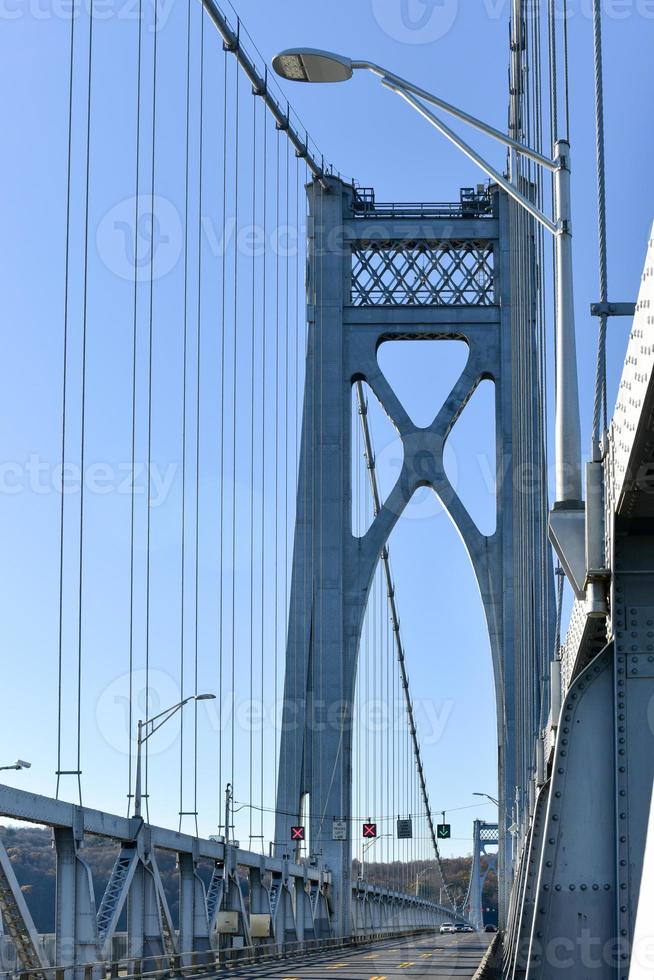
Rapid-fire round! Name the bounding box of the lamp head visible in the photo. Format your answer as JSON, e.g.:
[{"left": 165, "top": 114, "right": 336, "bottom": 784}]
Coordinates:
[
  {"left": 195, "top": 693, "right": 216, "bottom": 702},
  {"left": 15, "top": 760, "right": 31, "bottom": 769},
  {"left": 272, "top": 48, "right": 353, "bottom": 84}
]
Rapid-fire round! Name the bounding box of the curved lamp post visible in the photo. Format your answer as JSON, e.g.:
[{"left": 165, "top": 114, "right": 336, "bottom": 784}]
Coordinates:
[
  {"left": 134, "top": 693, "right": 215, "bottom": 819},
  {"left": 473, "top": 792, "right": 499, "bottom": 807},
  {"left": 272, "top": 47, "right": 583, "bottom": 520}
]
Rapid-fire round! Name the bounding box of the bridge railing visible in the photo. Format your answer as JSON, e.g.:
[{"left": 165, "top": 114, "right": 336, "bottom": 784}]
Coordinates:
[
  {"left": 0, "top": 784, "right": 460, "bottom": 976},
  {"left": 3, "top": 928, "right": 451, "bottom": 980}
]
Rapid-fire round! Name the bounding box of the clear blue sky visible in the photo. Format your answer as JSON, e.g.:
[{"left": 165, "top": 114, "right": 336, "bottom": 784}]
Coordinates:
[{"left": 0, "top": 0, "right": 652, "bottom": 860}]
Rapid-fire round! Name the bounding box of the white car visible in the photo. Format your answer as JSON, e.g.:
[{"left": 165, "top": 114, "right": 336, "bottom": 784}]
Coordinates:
[{"left": 439, "top": 922, "right": 455, "bottom": 934}]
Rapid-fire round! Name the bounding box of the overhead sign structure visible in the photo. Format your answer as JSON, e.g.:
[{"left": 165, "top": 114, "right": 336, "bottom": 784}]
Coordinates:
[
  {"left": 332, "top": 819, "right": 347, "bottom": 841},
  {"left": 437, "top": 823, "right": 451, "bottom": 840},
  {"left": 397, "top": 818, "right": 413, "bottom": 840},
  {"left": 363, "top": 822, "right": 377, "bottom": 839},
  {"left": 291, "top": 826, "right": 305, "bottom": 841}
]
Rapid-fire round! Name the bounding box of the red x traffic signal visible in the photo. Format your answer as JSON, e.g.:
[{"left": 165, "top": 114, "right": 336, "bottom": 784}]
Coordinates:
[
  {"left": 363, "top": 822, "right": 377, "bottom": 839},
  {"left": 291, "top": 826, "right": 305, "bottom": 841}
]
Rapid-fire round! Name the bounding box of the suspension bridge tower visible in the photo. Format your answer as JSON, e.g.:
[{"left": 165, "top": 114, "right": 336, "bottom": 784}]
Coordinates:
[{"left": 275, "top": 175, "right": 554, "bottom": 935}]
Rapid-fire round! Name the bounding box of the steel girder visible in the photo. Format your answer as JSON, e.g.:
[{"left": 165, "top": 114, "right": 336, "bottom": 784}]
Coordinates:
[
  {"left": 0, "top": 838, "right": 47, "bottom": 976},
  {"left": 506, "top": 221, "right": 654, "bottom": 978},
  {"left": 0, "top": 783, "right": 444, "bottom": 971}
]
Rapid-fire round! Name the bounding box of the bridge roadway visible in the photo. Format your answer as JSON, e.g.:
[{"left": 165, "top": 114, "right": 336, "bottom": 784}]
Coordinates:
[{"left": 212, "top": 934, "right": 490, "bottom": 980}]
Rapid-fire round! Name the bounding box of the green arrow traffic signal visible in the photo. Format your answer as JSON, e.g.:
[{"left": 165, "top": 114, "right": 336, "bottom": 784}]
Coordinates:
[{"left": 437, "top": 823, "right": 451, "bottom": 839}]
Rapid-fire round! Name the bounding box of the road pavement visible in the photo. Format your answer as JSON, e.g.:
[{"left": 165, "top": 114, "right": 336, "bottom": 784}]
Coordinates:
[{"left": 214, "top": 932, "right": 490, "bottom": 979}]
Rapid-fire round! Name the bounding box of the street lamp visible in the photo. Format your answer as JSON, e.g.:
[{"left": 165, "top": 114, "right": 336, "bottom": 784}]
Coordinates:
[
  {"left": 0, "top": 760, "right": 31, "bottom": 772},
  {"left": 133, "top": 694, "right": 215, "bottom": 819},
  {"left": 273, "top": 48, "right": 583, "bottom": 529},
  {"left": 473, "top": 792, "right": 499, "bottom": 807},
  {"left": 359, "top": 833, "right": 391, "bottom": 880}
]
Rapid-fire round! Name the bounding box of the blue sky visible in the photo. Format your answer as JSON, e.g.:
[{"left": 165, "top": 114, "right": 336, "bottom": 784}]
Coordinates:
[{"left": 0, "top": 0, "right": 652, "bottom": 861}]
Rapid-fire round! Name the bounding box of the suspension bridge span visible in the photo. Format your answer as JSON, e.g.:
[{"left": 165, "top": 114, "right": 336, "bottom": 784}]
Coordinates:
[{"left": 1, "top": 0, "right": 652, "bottom": 978}]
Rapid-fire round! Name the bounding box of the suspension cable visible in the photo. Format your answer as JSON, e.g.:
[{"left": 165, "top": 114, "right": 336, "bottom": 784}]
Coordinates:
[
  {"left": 75, "top": 0, "right": 96, "bottom": 807},
  {"left": 178, "top": 0, "right": 193, "bottom": 830},
  {"left": 56, "top": 0, "right": 76, "bottom": 802},
  {"left": 192, "top": 0, "right": 205, "bottom": 839},
  {"left": 126, "top": 0, "right": 144, "bottom": 815},
  {"left": 592, "top": 0, "right": 609, "bottom": 456}
]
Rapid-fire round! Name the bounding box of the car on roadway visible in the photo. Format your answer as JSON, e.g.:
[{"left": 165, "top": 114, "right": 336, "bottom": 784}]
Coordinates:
[
  {"left": 484, "top": 923, "right": 498, "bottom": 933},
  {"left": 453, "top": 923, "right": 468, "bottom": 933},
  {"left": 439, "top": 922, "right": 454, "bottom": 934}
]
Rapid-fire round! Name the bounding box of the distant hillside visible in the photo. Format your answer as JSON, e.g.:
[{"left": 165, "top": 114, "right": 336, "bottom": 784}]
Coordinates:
[
  {"left": 353, "top": 855, "right": 498, "bottom": 924},
  {"left": 0, "top": 825, "right": 497, "bottom": 932}
]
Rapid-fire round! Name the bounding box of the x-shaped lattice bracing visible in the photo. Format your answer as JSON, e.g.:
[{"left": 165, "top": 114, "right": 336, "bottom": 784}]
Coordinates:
[
  {"left": 352, "top": 337, "right": 498, "bottom": 587},
  {"left": 351, "top": 241, "right": 495, "bottom": 307}
]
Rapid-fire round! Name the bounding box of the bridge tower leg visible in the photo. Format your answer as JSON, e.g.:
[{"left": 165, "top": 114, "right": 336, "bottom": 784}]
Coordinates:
[
  {"left": 466, "top": 820, "right": 498, "bottom": 932},
  {"left": 276, "top": 178, "right": 553, "bottom": 936},
  {"left": 53, "top": 824, "right": 99, "bottom": 971},
  {"left": 274, "top": 177, "right": 359, "bottom": 937},
  {"left": 468, "top": 821, "right": 484, "bottom": 933}
]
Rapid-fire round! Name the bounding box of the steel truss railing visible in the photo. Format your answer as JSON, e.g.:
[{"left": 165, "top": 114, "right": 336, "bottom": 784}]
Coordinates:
[
  {"left": 0, "top": 784, "right": 454, "bottom": 975},
  {"left": 5, "top": 930, "right": 445, "bottom": 980}
]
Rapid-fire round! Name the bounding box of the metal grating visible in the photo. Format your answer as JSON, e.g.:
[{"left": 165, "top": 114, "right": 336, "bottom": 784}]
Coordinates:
[
  {"left": 206, "top": 864, "right": 224, "bottom": 923},
  {"left": 96, "top": 851, "right": 134, "bottom": 945},
  {"left": 479, "top": 824, "right": 499, "bottom": 845},
  {"left": 350, "top": 240, "right": 495, "bottom": 307}
]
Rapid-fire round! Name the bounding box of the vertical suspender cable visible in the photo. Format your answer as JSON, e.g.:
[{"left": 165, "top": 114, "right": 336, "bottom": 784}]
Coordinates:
[
  {"left": 127, "top": 0, "right": 144, "bottom": 814},
  {"left": 281, "top": 133, "right": 290, "bottom": 835},
  {"left": 548, "top": 0, "right": 559, "bottom": 412},
  {"left": 284, "top": 139, "right": 290, "bottom": 682},
  {"left": 562, "top": 0, "right": 571, "bottom": 142},
  {"left": 56, "top": 0, "right": 76, "bottom": 801},
  {"left": 230, "top": 59, "right": 240, "bottom": 794},
  {"left": 547, "top": 0, "right": 558, "bottom": 145},
  {"left": 592, "top": 0, "right": 609, "bottom": 454},
  {"left": 76, "top": 0, "right": 95, "bottom": 806},
  {"left": 179, "top": 0, "right": 193, "bottom": 829},
  {"left": 218, "top": 53, "right": 228, "bottom": 818},
  {"left": 273, "top": 129, "right": 280, "bottom": 806},
  {"left": 292, "top": 150, "right": 300, "bottom": 833},
  {"left": 144, "top": 0, "right": 159, "bottom": 825},
  {"left": 248, "top": 92, "right": 257, "bottom": 848},
  {"left": 318, "top": 180, "right": 324, "bottom": 835},
  {"left": 193, "top": 3, "right": 205, "bottom": 838},
  {"left": 259, "top": 103, "right": 267, "bottom": 850}
]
